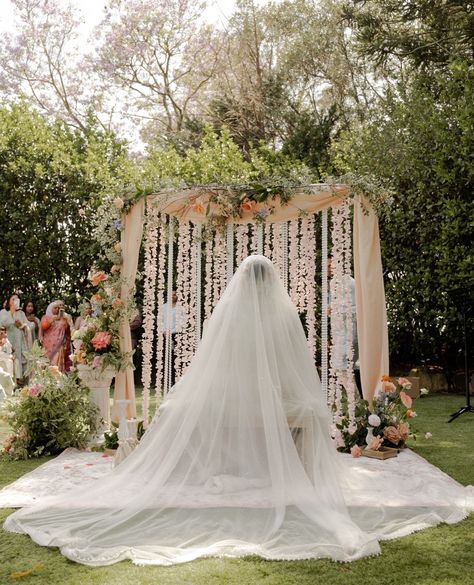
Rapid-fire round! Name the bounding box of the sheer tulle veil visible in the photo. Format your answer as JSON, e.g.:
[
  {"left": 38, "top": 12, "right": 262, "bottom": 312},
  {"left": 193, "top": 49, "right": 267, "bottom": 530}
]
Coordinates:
[{"left": 4, "top": 255, "right": 381, "bottom": 565}]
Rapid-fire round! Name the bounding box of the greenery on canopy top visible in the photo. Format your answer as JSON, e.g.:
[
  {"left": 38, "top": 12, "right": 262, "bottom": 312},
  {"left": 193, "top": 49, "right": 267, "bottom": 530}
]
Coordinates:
[{"left": 141, "top": 126, "right": 314, "bottom": 191}]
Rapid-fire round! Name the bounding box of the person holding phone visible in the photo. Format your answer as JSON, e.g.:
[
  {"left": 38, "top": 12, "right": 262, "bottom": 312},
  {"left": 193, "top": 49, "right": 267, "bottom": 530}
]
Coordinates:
[
  {"left": 0, "top": 293, "right": 30, "bottom": 384},
  {"left": 40, "top": 300, "right": 74, "bottom": 372}
]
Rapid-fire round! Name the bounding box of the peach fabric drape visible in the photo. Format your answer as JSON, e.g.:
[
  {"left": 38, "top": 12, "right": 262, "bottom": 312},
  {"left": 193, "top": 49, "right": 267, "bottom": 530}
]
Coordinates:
[
  {"left": 112, "top": 199, "right": 145, "bottom": 422},
  {"left": 353, "top": 194, "right": 389, "bottom": 401},
  {"left": 117, "top": 187, "right": 389, "bottom": 415}
]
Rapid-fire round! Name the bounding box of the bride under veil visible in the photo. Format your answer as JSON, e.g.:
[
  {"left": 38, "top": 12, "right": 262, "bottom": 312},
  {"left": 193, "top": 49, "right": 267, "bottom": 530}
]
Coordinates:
[{"left": 4, "top": 255, "right": 383, "bottom": 565}]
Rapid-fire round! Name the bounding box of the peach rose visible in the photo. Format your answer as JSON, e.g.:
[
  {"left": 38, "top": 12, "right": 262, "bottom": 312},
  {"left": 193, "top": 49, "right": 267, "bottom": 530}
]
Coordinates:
[
  {"left": 91, "top": 293, "right": 103, "bottom": 303},
  {"left": 114, "top": 242, "right": 122, "bottom": 254},
  {"left": 90, "top": 271, "right": 108, "bottom": 286},
  {"left": 406, "top": 409, "right": 416, "bottom": 418},
  {"left": 368, "top": 435, "right": 384, "bottom": 451},
  {"left": 112, "top": 298, "right": 123, "bottom": 309},
  {"left": 111, "top": 264, "right": 121, "bottom": 274},
  {"left": 240, "top": 197, "right": 257, "bottom": 213},
  {"left": 399, "top": 391, "right": 413, "bottom": 409},
  {"left": 382, "top": 381, "right": 396, "bottom": 393},
  {"left": 350, "top": 445, "right": 363, "bottom": 458},
  {"left": 383, "top": 425, "right": 401, "bottom": 445},
  {"left": 91, "top": 331, "right": 112, "bottom": 350},
  {"left": 398, "top": 422, "right": 409, "bottom": 440},
  {"left": 381, "top": 374, "right": 390, "bottom": 382},
  {"left": 191, "top": 198, "right": 205, "bottom": 215}
]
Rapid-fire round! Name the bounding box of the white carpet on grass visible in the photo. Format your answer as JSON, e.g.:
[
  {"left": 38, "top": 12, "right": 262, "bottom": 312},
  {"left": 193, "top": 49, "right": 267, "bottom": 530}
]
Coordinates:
[{"left": 0, "top": 448, "right": 472, "bottom": 531}]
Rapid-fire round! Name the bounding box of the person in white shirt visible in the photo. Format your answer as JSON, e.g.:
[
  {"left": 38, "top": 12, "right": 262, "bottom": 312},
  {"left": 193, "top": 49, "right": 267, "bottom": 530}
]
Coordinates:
[
  {"left": 0, "top": 326, "right": 15, "bottom": 397},
  {"left": 161, "top": 291, "right": 186, "bottom": 388}
]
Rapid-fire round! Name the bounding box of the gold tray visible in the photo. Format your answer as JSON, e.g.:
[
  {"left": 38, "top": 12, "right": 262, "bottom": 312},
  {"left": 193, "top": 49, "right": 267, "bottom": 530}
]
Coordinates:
[{"left": 362, "top": 446, "right": 398, "bottom": 460}]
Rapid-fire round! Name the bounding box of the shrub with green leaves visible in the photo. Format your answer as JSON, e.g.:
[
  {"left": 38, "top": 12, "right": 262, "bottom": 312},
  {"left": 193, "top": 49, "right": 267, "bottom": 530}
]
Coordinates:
[{"left": 1, "top": 346, "right": 99, "bottom": 460}]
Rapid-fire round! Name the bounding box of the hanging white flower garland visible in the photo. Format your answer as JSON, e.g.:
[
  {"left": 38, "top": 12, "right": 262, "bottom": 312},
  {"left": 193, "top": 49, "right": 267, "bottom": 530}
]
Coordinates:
[
  {"left": 141, "top": 202, "right": 159, "bottom": 427},
  {"left": 328, "top": 200, "right": 357, "bottom": 441}
]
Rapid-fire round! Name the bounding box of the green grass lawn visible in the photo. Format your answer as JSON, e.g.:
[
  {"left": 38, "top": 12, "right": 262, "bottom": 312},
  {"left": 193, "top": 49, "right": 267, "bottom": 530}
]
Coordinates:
[{"left": 0, "top": 393, "right": 473, "bottom": 585}]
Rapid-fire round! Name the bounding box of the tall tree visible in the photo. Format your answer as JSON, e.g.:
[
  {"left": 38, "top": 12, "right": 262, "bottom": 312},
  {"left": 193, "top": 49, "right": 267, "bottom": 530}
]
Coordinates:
[
  {"left": 0, "top": 0, "right": 102, "bottom": 132},
  {"left": 0, "top": 103, "right": 134, "bottom": 310},
  {"left": 342, "top": 0, "right": 474, "bottom": 70},
  {"left": 95, "top": 0, "right": 221, "bottom": 146},
  {"left": 333, "top": 64, "right": 474, "bottom": 377}
]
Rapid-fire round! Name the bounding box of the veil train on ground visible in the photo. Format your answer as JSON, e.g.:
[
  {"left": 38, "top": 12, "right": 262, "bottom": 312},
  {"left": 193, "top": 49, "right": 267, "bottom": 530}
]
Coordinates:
[{"left": 3, "top": 255, "right": 472, "bottom": 566}]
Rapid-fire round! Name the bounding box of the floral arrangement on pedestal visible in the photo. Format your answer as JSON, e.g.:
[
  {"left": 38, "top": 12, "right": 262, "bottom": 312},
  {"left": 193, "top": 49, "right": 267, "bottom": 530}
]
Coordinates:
[
  {"left": 0, "top": 345, "right": 98, "bottom": 460},
  {"left": 336, "top": 376, "right": 429, "bottom": 457},
  {"left": 72, "top": 269, "right": 131, "bottom": 372}
]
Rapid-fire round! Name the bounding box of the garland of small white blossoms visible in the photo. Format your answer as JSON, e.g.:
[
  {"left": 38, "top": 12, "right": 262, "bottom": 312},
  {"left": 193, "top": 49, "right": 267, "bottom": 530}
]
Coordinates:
[
  {"left": 282, "top": 222, "right": 289, "bottom": 292},
  {"left": 194, "top": 223, "right": 202, "bottom": 346},
  {"left": 256, "top": 223, "right": 264, "bottom": 255},
  {"left": 296, "top": 219, "right": 306, "bottom": 314},
  {"left": 204, "top": 235, "right": 214, "bottom": 322},
  {"left": 235, "top": 224, "right": 249, "bottom": 269},
  {"left": 288, "top": 219, "right": 299, "bottom": 306},
  {"left": 300, "top": 216, "right": 317, "bottom": 361},
  {"left": 174, "top": 221, "right": 192, "bottom": 379},
  {"left": 341, "top": 199, "right": 357, "bottom": 433},
  {"left": 141, "top": 202, "right": 159, "bottom": 426},
  {"left": 164, "top": 218, "right": 175, "bottom": 395},
  {"left": 154, "top": 215, "right": 167, "bottom": 408},
  {"left": 263, "top": 223, "right": 273, "bottom": 261},
  {"left": 226, "top": 223, "right": 235, "bottom": 283},
  {"left": 328, "top": 200, "right": 357, "bottom": 439},
  {"left": 321, "top": 209, "right": 329, "bottom": 398},
  {"left": 272, "top": 222, "right": 286, "bottom": 284},
  {"left": 214, "top": 229, "right": 227, "bottom": 307}
]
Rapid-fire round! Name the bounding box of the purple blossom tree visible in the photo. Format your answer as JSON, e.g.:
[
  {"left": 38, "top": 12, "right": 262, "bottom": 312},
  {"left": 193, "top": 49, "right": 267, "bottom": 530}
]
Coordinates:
[
  {"left": 94, "top": 0, "right": 221, "bottom": 143},
  {"left": 0, "top": 0, "right": 104, "bottom": 132}
]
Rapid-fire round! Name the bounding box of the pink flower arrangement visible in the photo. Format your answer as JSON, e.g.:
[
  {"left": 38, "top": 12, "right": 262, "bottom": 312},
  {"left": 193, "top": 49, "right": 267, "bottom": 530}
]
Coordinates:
[{"left": 91, "top": 331, "right": 112, "bottom": 350}]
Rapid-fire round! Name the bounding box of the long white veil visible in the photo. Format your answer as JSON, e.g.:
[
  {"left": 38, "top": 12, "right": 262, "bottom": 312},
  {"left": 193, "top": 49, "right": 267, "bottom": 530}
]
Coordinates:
[{"left": 5, "top": 255, "right": 380, "bottom": 565}]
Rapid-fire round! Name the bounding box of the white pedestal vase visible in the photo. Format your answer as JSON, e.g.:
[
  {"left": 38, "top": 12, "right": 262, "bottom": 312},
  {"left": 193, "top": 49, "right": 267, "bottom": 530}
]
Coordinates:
[
  {"left": 76, "top": 364, "right": 116, "bottom": 442},
  {"left": 114, "top": 400, "right": 139, "bottom": 467}
]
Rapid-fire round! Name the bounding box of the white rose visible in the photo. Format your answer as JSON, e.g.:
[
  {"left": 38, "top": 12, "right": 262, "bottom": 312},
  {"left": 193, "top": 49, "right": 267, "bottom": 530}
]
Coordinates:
[
  {"left": 368, "top": 414, "right": 381, "bottom": 427},
  {"left": 113, "top": 197, "right": 124, "bottom": 209}
]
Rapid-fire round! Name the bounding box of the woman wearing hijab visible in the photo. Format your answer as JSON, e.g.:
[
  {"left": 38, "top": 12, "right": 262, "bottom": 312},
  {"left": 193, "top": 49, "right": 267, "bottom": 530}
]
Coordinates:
[
  {"left": 40, "top": 300, "right": 74, "bottom": 373},
  {"left": 0, "top": 293, "right": 30, "bottom": 383}
]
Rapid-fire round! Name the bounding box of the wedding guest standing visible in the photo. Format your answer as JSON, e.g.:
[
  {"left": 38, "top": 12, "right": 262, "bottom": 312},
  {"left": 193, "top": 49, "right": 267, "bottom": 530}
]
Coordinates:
[
  {"left": 40, "top": 300, "right": 74, "bottom": 373},
  {"left": 24, "top": 300, "right": 41, "bottom": 344},
  {"left": 0, "top": 326, "right": 15, "bottom": 396},
  {"left": 74, "top": 300, "right": 92, "bottom": 330},
  {"left": 0, "top": 293, "right": 30, "bottom": 384}
]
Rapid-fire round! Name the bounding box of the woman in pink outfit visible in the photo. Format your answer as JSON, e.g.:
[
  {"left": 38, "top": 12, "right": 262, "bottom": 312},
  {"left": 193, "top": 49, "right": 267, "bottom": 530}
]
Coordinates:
[{"left": 40, "top": 301, "right": 73, "bottom": 373}]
